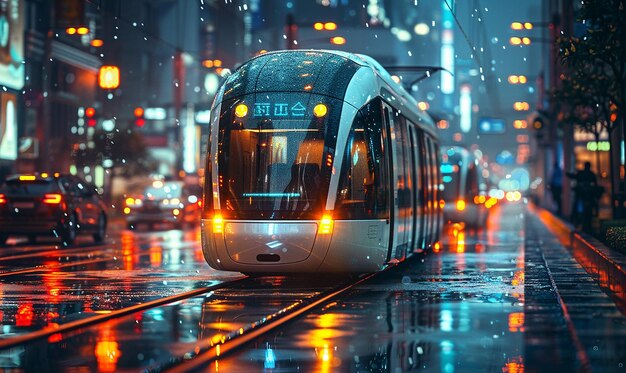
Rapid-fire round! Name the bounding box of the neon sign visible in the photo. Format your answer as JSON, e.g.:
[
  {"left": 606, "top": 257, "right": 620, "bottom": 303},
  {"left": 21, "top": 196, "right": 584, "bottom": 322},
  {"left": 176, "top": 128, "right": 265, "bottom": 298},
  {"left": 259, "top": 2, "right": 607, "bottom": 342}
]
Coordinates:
[{"left": 252, "top": 102, "right": 309, "bottom": 118}]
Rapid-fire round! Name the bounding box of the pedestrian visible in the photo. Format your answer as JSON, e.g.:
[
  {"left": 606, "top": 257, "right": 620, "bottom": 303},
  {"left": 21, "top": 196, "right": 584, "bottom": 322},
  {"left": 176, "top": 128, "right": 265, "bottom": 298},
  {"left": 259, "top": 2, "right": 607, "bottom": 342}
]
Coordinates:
[
  {"left": 566, "top": 162, "right": 598, "bottom": 232},
  {"left": 549, "top": 161, "right": 563, "bottom": 215}
]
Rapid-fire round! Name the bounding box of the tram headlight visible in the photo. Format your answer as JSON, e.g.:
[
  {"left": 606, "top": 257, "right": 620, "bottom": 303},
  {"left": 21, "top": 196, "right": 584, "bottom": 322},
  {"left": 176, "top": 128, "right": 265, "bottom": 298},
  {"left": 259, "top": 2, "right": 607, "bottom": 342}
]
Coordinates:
[
  {"left": 213, "top": 213, "right": 224, "bottom": 234},
  {"left": 313, "top": 103, "right": 328, "bottom": 118},
  {"left": 234, "top": 103, "right": 248, "bottom": 118},
  {"left": 318, "top": 213, "right": 334, "bottom": 235}
]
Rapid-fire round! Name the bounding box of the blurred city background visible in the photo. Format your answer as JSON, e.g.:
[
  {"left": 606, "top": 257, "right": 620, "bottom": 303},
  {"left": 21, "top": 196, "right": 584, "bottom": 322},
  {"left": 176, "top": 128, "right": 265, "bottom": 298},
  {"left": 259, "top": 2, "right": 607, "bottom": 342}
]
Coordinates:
[{"left": 0, "top": 0, "right": 624, "bottom": 243}]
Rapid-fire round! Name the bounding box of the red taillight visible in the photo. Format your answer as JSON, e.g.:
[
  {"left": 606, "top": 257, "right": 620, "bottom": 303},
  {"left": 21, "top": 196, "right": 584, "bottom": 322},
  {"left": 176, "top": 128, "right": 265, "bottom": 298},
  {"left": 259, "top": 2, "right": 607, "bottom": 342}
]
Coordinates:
[
  {"left": 43, "top": 193, "right": 62, "bottom": 204},
  {"left": 0, "top": 194, "right": 6, "bottom": 204}
]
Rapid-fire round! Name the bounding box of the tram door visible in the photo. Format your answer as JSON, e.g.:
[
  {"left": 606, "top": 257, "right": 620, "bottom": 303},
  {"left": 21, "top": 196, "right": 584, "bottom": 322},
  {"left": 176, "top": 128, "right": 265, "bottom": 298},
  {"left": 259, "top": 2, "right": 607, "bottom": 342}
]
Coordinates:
[{"left": 383, "top": 104, "right": 410, "bottom": 261}]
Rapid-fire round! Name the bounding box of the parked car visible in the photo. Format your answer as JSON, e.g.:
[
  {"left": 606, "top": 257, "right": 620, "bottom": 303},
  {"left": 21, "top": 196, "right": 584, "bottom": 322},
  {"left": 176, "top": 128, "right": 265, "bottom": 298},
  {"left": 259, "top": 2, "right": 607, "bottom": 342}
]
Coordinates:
[
  {"left": 124, "top": 180, "right": 202, "bottom": 230},
  {"left": 0, "top": 173, "right": 108, "bottom": 246}
]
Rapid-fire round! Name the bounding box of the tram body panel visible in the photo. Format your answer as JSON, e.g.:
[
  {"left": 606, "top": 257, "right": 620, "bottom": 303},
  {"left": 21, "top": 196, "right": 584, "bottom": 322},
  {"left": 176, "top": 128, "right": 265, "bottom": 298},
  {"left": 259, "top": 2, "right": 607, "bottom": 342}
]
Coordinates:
[
  {"left": 201, "top": 220, "right": 332, "bottom": 272},
  {"left": 223, "top": 221, "right": 318, "bottom": 264},
  {"left": 318, "top": 220, "right": 389, "bottom": 272}
]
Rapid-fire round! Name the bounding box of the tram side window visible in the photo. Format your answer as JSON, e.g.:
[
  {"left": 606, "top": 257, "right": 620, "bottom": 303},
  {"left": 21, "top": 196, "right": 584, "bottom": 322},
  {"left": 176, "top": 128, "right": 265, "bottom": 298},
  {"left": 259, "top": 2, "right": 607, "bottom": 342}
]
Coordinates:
[{"left": 335, "top": 101, "right": 389, "bottom": 219}]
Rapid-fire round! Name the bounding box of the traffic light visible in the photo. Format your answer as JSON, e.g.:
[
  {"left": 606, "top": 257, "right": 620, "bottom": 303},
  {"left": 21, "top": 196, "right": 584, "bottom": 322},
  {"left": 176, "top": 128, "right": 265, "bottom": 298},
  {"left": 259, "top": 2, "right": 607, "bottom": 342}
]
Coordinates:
[
  {"left": 532, "top": 116, "right": 546, "bottom": 142},
  {"left": 610, "top": 103, "right": 618, "bottom": 123},
  {"left": 134, "top": 107, "right": 145, "bottom": 127},
  {"left": 85, "top": 107, "right": 97, "bottom": 127}
]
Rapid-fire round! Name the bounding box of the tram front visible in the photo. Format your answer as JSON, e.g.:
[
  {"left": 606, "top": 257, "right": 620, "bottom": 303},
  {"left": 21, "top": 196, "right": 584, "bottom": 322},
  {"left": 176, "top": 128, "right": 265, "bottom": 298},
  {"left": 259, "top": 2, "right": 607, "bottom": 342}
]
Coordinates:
[{"left": 201, "top": 50, "right": 362, "bottom": 273}]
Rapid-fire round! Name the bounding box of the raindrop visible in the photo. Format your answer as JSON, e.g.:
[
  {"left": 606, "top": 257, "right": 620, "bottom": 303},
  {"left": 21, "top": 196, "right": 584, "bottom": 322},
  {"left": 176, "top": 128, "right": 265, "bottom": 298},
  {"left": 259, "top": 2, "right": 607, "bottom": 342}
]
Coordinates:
[
  {"left": 593, "top": 346, "right": 598, "bottom": 351},
  {"left": 163, "top": 280, "right": 168, "bottom": 285},
  {"left": 402, "top": 276, "right": 411, "bottom": 284},
  {"left": 113, "top": 256, "right": 117, "bottom": 260}
]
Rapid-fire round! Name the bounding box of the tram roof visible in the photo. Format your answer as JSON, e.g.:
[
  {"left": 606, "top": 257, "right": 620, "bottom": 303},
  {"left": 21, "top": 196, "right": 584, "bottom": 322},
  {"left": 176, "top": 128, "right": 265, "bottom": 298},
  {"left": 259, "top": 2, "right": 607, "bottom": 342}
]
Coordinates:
[{"left": 218, "top": 49, "right": 437, "bottom": 134}]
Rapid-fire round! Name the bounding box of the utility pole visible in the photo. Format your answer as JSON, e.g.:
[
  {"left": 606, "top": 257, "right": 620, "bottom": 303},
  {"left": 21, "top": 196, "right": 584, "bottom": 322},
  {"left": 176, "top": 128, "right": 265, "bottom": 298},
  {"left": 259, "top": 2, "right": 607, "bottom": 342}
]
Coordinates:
[
  {"left": 173, "top": 48, "right": 184, "bottom": 179},
  {"left": 285, "top": 14, "right": 298, "bottom": 50},
  {"left": 558, "top": 0, "right": 575, "bottom": 219}
]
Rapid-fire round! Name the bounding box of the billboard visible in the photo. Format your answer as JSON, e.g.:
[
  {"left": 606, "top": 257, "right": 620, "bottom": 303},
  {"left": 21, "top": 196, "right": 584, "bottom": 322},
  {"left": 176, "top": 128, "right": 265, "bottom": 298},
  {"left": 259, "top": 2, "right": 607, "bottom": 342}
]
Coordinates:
[
  {"left": 0, "top": 0, "right": 25, "bottom": 90},
  {"left": 0, "top": 93, "right": 18, "bottom": 160}
]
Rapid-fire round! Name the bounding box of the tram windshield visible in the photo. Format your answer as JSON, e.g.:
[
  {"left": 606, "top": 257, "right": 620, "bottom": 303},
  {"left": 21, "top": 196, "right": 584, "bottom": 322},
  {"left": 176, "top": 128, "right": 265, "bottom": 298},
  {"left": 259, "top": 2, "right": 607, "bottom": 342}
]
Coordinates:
[{"left": 216, "top": 93, "right": 341, "bottom": 219}]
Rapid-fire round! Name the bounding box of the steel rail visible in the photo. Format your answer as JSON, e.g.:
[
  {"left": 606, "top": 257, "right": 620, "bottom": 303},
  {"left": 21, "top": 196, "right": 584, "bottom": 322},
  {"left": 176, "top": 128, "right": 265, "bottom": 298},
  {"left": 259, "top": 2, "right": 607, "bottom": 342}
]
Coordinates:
[{"left": 163, "top": 270, "right": 385, "bottom": 373}]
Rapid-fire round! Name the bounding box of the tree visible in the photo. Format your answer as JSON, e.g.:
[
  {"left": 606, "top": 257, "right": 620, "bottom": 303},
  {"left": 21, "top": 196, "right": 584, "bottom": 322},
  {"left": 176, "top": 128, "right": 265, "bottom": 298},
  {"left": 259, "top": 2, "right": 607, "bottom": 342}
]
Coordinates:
[
  {"left": 72, "top": 129, "right": 158, "bottom": 201},
  {"left": 553, "top": 0, "right": 626, "bottom": 218}
]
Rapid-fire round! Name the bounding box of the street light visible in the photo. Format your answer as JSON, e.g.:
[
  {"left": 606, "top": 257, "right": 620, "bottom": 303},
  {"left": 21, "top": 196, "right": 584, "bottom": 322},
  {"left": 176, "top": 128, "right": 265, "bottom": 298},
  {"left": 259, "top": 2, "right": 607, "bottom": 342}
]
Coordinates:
[
  {"left": 508, "top": 75, "right": 528, "bottom": 84},
  {"left": 513, "top": 102, "right": 530, "bottom": 111},
  {"left": 98, "top": 66, "right": 120, "bottom": 89},
  {"left": 511, "top": 22, "right": 533, "bottom": 30},
  {"left": 202, "top": 59, "right": 222, "bottom": 68},
  {"left": 330, "top": 36, "right": 346, "bottom": 45},
  {"left": 513, "top": 119, "right": 528, "bottom": 129},
  {"left": 324, "top": 22, "right": 337, "bottom": 31},
  {"left": 313, "top": 22, "right": 337, "bottom": 31}
]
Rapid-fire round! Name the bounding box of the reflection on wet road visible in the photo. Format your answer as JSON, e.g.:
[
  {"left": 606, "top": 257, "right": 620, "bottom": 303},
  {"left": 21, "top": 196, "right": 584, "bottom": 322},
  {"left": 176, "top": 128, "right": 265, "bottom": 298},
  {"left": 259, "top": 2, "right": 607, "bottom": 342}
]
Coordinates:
[
  {"left": 0, "top": 225, "right": 239, "bottom": 333},
  {"left": 213, "top": 205, "right": 526, "bottom": 372},
  {"left": 1, "top": 205, "right": 625, "bottom": 372}
]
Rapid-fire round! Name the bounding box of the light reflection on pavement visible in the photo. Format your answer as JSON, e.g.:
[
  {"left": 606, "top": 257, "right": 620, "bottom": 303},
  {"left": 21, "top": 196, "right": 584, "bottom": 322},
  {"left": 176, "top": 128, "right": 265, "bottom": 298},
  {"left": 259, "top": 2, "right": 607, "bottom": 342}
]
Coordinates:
[
  {"left": 0, "top": 225, "right": 239, "bottom": 333},
  {"left": 211, "top": 204, "right": 525, "bottom": 372}
]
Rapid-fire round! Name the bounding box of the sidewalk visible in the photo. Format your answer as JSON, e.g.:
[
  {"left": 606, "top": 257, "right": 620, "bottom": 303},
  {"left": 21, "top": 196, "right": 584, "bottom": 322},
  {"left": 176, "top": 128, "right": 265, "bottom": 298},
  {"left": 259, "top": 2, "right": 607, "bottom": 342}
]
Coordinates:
[{"left": 531, "top": 204, "right": 626, "bottom": 313}]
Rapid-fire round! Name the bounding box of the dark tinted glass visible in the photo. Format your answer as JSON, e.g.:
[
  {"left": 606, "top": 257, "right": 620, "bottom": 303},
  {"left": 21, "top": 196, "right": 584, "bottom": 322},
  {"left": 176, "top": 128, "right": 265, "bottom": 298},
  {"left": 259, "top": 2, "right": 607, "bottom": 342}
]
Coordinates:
[
  {"left": 441, "top": 153, "right": 462, "bottom": 201},
  {"left": 0, "top": 180, "right": 59, "bottom": 196},
  {"left": 217, "top": 93, "right": 342, "bottom": 219},
  {"left": 334, "top": 100, "right": 389, "bottom": 219}
]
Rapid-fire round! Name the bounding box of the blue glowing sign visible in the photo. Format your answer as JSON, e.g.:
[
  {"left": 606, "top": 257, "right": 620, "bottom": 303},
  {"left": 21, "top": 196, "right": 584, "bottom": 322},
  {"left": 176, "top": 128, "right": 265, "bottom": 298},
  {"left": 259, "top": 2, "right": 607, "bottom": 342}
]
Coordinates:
[
  {"left": 478, "top": 117, "right": 506, "bottom": 134},
  {"left": 251, "top": 101, "right": 311, "bottom": 118}
]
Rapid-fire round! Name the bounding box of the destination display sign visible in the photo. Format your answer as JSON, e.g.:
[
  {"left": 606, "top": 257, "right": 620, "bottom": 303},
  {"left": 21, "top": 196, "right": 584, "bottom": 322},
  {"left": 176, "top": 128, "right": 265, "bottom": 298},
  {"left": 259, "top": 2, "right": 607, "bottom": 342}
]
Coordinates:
[{"left": 252, "top": 101, "right": 308, "bottom": 118}]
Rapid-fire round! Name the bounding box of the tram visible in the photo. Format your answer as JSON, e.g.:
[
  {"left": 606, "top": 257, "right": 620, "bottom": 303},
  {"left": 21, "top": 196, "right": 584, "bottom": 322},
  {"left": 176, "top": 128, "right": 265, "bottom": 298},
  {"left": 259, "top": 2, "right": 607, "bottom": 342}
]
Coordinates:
[
  {"left": 201, "top": 50, "right": 442, "bottom": 273},
  {"left": 440, "top": 145, "right": 488, "bottom": 228}
]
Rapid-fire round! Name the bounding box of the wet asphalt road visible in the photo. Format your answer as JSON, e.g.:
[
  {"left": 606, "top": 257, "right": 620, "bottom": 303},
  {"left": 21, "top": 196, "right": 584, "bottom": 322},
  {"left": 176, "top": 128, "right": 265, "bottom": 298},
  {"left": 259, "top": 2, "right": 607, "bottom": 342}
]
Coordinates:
[{"left": 0, "top": 204, "right": 624, "bottom": 372}]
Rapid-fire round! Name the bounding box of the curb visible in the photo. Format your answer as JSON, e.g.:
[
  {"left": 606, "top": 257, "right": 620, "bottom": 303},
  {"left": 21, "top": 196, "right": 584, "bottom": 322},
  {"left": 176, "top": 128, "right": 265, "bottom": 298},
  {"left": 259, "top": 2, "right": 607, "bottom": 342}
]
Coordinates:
[{"left": 531, "top": 204, "right": 626, "bottom": 309}]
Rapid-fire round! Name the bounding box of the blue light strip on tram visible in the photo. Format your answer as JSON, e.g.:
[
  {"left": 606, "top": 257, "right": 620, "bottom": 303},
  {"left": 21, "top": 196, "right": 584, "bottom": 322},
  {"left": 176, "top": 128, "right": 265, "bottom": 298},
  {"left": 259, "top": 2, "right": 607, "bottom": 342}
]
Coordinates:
[{"left": 242, "top": 193, "right": 301, "bottom": 198}]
